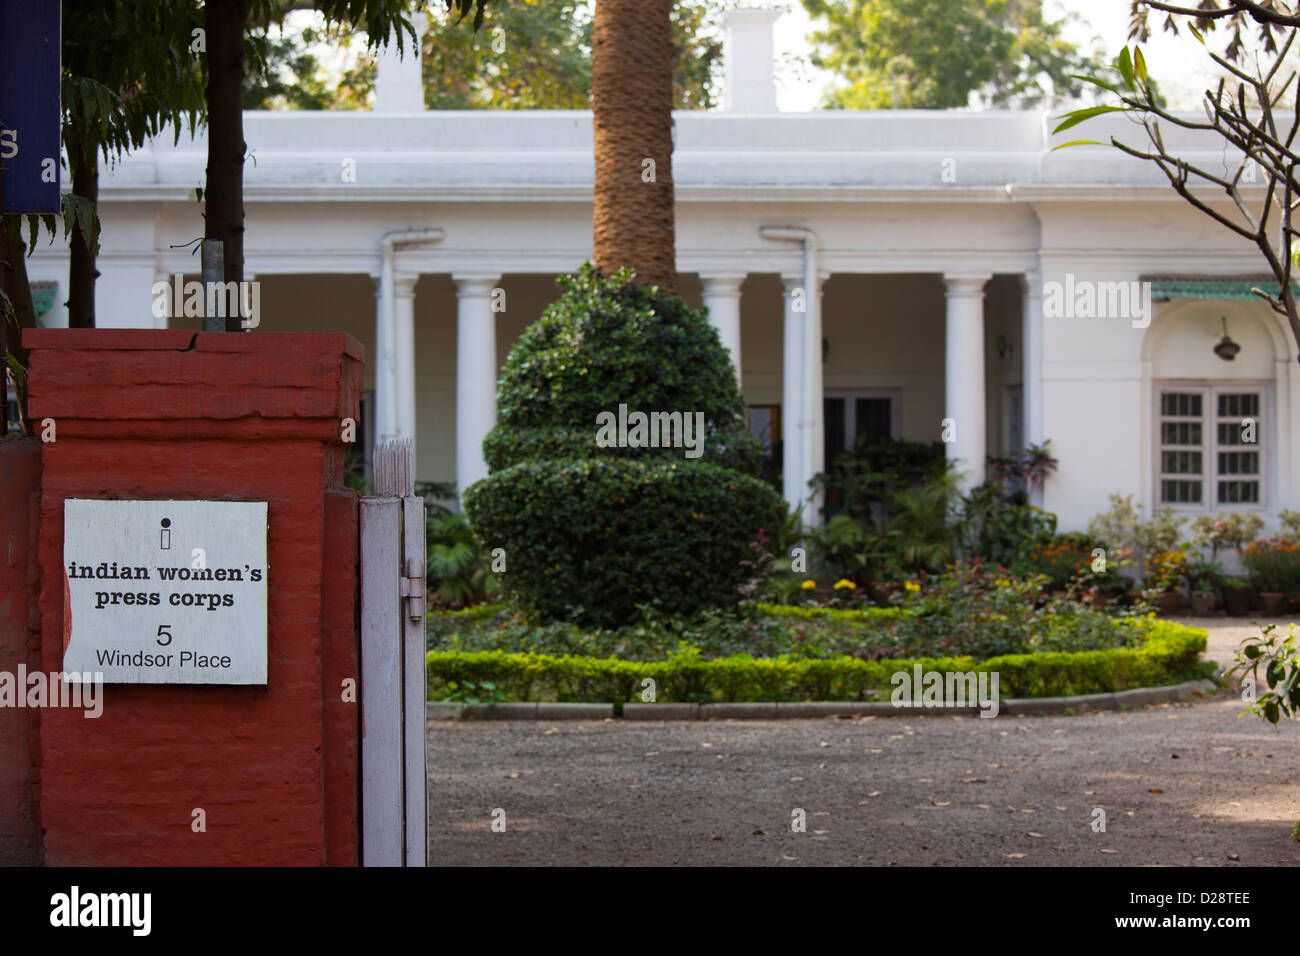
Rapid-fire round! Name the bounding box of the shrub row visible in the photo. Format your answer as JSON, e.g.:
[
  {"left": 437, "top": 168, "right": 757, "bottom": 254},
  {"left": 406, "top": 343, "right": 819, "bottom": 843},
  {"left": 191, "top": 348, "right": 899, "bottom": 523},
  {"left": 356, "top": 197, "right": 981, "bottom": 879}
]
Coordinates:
[{"left": 427, "top": 620, "right": 1211, "bottom": 703}]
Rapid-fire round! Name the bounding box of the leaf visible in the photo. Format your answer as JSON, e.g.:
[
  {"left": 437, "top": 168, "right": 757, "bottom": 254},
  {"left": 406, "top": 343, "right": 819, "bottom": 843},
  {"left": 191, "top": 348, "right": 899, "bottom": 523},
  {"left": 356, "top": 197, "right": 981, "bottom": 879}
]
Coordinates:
[
  {"left": 1070, "top": 74, "right": 1122, "bottom": 97},
  {"left": 1052, "top": 105, "right": 1132, "bottom": 135},
  {"left": 1133, "top": 47, "right": 1148, "bottom": 85},
  {"left": 1051, "top": 139, "right": 1105, "bottom": 152},
  {"left": 1117, "top": 47, "right": 1135, "bottom": 90}
]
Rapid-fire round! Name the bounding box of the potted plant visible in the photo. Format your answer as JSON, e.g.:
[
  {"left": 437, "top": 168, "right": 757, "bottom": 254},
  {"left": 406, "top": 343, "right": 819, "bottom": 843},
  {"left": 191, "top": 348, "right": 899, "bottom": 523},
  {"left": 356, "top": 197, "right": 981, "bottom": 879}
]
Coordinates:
[
  {"left": 1189, "top": 578, "right": 1216, "bottom": 615},
  {"left": 1221, "top": 576, "right": 1254, "bottom": 616},
  {"left": 1144, "top": 547, "right": 1187, "bottom": 616},
  {"left": 1240, "top": 538, "right": 1300, "bottom": 616}
]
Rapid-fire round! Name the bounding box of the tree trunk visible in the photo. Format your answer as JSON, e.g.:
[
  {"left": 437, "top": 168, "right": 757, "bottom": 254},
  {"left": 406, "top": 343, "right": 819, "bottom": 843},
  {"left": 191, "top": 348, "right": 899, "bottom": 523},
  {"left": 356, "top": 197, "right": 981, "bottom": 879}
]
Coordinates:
[
  {"left": 205, "top": 0, "right": 249, "bottom": 332},
  {"left": 591, "top": 0, "right": 676, "bottom": 292},
  {"left": 1, "top": 221, "right": 38, "bottom": 435},
  {"left": 67, "top": 150, "right": 98, "bottom": 329}
]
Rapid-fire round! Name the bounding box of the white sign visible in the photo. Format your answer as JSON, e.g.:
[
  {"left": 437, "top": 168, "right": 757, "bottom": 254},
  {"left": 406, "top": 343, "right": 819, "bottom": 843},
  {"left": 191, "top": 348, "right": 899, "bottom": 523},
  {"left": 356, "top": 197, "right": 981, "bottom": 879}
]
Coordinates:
[{"left": 62, "top": 499, "right": 268, "bottom": 684}]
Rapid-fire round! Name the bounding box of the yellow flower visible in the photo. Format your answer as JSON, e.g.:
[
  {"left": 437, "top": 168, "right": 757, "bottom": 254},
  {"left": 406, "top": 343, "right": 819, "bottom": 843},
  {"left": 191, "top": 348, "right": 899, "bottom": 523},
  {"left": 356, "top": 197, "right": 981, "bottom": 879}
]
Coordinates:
[
  {"left": 904, "top": 581, "right": 921, "bottom": 593},
  {"left": 994, "top": 578, "right": 1011, "bottom": 588},
  {"left": 801, "top": 579, "right": 817, "bottom": 590},
  {"left": 833, "top": 578, "right": 855, "bottom": 590}
]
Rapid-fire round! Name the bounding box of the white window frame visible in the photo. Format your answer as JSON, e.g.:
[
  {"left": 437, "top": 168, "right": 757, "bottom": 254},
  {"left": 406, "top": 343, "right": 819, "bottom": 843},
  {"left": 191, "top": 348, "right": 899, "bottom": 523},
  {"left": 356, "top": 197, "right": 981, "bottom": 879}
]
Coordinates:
[
  {"left": 824, "top": 388, "right": 902, "bottom": 450},
  {"left": 1153, "top": 380, "right": 1270, "bottom": 513}
]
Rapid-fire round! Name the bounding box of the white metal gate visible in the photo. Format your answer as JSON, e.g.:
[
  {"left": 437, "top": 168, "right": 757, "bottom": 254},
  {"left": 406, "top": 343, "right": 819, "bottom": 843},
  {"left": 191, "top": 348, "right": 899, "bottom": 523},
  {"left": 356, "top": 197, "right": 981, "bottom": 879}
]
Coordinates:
[{"left": 359, "top": 439, "right": 427, "bottom": 866}]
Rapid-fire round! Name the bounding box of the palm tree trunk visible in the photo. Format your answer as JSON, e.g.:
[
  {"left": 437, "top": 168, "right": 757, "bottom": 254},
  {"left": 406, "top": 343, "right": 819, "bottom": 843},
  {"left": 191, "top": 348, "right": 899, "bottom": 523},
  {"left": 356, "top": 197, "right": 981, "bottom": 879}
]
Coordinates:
[
  {"left": 67, "top": 150, "right": 98, "bottom": 328},
  {"left": 591, "top": 0, "right": 676, "bottom": 292},
  {"left": 206, "top": 0, "right": 249, "bottom": 332}
]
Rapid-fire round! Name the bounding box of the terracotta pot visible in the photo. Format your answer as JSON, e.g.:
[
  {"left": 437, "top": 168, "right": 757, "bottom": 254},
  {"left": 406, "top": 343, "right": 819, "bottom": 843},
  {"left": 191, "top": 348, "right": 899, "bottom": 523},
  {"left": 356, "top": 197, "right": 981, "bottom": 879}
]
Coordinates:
[
  {"left": 1222, "top": 585, "right": 1254, "bottom": 617},
  {"left": 1157, "top": 592, "right": 1182, "bottom": 616},
  {"left": 1190, "top": 593, "right": 1216, "bottom": 616},
  {"left": 1260, "top": 592, "right": 1287, "bottom": 616}
]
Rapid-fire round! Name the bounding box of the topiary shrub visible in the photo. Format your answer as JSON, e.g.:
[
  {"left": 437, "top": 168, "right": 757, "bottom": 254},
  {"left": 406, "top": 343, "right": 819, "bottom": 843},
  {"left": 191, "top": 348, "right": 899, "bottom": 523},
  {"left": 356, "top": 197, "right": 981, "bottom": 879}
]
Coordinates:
[{"left": 463, "top": 264, "right": 786, "bottom": 627}]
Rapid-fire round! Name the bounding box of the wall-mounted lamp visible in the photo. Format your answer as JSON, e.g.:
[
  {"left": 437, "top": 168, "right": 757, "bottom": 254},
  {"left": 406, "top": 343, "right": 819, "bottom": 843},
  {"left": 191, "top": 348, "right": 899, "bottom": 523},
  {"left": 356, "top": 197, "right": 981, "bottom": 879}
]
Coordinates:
[
  {"left": 1213, "top": 317, "right": 1240, "bottom": 361},
  {"left": 996, "top": 334, "right": 1014, "bottom": 361}
]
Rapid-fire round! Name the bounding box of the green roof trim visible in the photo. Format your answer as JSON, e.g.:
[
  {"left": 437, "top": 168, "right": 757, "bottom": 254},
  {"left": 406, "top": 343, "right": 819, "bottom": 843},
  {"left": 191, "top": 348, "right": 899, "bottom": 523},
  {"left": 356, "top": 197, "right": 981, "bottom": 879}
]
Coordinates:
[{"left": 1149, "top": 276, "right": 1300, "bottom": 302}]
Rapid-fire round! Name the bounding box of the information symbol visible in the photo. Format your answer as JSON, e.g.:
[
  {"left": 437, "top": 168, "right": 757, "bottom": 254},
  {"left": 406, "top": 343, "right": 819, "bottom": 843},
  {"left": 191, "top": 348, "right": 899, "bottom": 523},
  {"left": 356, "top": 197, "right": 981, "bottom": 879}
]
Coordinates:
[{"left": 160, "top": 518, "right": 172, "bottom": 551}]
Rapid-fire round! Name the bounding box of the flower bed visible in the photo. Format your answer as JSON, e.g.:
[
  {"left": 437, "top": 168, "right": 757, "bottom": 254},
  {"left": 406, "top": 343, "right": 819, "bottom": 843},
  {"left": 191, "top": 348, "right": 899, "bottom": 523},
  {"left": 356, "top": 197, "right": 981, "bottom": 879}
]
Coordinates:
[{"left": 426, "top": 590, "right": 1210, "bottom": 702}]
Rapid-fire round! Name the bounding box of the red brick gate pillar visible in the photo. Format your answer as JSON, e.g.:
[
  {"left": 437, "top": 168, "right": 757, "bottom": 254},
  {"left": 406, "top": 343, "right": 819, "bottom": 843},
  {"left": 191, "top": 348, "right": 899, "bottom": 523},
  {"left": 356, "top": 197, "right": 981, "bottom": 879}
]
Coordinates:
[{"left": 23, "top": 329, "right": 363, "bottom": 866}]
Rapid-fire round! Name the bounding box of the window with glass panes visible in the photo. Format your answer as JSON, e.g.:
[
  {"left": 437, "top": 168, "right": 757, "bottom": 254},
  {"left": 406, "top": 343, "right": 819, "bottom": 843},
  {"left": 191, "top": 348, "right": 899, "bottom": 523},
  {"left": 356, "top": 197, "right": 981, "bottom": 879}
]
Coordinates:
[{"left": 1157, "top": 385, "right": 1264, "bottom": 508}]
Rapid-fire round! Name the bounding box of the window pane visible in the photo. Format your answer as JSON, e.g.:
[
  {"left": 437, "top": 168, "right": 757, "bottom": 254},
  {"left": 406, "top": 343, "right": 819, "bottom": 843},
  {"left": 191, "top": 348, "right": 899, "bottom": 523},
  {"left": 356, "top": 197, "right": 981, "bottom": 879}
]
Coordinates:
[
  {"left": 1162, "top": 451, "right": 1201, "bottom": 474},
  {"left": 855, "top": 397, "right": 892, "bottom": 447},
  {"left": 1218, "top": 393, "right": 1259, "bottom": 418},
  {"left": 1218, "top": 480, "right": 1260, "bottom": 504},
  {"left": 1161, "top": 421, "right": 1202, "bottom": 445},
  {"left": 1218, "top": 451, "right": 1259, "bottom": 475},
  {"left": 1162, "top": 479, "right": 1202, "bottom": 503}
]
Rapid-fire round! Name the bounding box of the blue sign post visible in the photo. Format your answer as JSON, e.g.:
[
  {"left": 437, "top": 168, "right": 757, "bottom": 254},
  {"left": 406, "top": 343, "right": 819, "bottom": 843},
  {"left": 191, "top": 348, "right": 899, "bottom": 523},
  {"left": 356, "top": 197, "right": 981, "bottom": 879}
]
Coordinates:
[{"left": 0, "top": 0, "right": 62, "bottom": 214}]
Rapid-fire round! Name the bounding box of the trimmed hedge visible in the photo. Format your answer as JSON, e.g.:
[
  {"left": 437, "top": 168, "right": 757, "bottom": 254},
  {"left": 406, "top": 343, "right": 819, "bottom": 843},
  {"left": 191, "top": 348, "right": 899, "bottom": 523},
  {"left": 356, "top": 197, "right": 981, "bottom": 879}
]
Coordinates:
[
  {"left": 427, "top": 620, "right": 1211, "bottom": 703},
  {"left": 464, "top": 265, "right": 787, "bottom": 627},
  {"left": 465, "top": 458, "right": 786, "bottom": 627}
]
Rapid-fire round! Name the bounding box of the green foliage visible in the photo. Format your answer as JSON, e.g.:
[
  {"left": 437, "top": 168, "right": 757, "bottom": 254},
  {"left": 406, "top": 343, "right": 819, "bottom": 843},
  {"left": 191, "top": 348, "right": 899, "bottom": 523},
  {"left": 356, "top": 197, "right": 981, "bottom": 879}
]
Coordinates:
[
  {"left": 1017, "top": 532, "right": 1109, "bottom": 592},
  {"left": 243, "top": 20, "right": 377, "bottom": 109},
  {"left": 491, "top": 264, "right": 750, "bottom": 436},
  {"left": 433, "top": 678, "right": 507, "bottom": 705},
  {"left": 953, "top": 482, "right": 1057, "bottom": 570},
  {"left": 242, "top": 2, "right": 721, "bottom": 111},
  {"left": 803, "top": 0, "right": 1105, "bottom": 110},
  {"left": 483, "top": 423, "right": 763, "bottom": 474},
  {"left": 465, "top": 264, "right": 784, "bottom": 627},
  {"left": 1190, "top": 512, "right": 1265, "bottom": 559},
  {"left": 422, "top": 0, "right": 721, "bottom": 110},
  {"left": 1230, "top": 624, "right": 1300, "bottom": 724},
  {"left": 1239, "top": 539, "right": 1300, "bottom": 594},
  {"left": 465, "top": 458, "right": 785, "bottom": 627},
  {"left": 426, "top": 619, "right": 1210, "bottom": 702},
  {"left": 430, "top": 575, "right": 1156, "bottom": 663}
]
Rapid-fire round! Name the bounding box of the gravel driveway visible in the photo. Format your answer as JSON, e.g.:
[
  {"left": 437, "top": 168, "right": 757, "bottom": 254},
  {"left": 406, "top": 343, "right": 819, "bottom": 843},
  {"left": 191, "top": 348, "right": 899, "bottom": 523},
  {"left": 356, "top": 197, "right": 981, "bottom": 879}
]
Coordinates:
[{"left": 427, "top": 617, "right": 1300, "bottom": 866}]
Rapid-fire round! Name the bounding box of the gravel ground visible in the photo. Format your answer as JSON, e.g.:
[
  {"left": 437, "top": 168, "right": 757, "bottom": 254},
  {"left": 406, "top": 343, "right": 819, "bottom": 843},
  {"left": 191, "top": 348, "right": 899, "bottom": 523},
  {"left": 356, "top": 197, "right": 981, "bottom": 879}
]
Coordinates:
[{"left": 427, "top": 617, "right": 1300, "bottom": 866}]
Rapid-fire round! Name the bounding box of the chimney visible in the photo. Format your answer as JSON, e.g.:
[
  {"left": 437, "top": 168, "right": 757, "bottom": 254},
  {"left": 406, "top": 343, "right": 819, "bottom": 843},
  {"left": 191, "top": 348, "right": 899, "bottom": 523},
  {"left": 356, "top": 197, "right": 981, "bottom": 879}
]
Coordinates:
[
  {"left": 373, "top": 11, "right": 429, "bottom": 112},
  {"left": 722, "top": 7, "right": 781, "bottom": 112}
]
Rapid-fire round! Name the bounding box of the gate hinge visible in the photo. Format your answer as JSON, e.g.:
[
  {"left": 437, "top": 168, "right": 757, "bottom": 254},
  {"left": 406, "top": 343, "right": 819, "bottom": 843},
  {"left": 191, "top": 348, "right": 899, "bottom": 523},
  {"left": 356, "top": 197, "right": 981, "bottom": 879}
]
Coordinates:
[{"left": 398, "top": 558, "right": 426, "bottom": 621}]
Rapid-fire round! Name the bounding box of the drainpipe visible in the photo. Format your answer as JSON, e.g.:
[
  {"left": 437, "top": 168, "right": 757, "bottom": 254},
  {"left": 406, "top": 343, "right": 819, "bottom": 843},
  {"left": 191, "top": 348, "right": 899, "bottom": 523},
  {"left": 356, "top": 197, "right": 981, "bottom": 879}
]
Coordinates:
[
  {"left": 378, "top": 228, "right": 444, "bottom": 448},
  {"left": 760, "top": 226, "right": 822, "bottom": 529}
]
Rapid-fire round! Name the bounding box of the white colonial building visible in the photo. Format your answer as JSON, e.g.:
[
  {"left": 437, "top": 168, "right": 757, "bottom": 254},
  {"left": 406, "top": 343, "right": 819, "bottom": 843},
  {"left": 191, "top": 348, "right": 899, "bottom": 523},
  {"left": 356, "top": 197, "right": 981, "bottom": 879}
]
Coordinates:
[{"left": 22, "top": 9, "right": 1300, "bottom": 532}]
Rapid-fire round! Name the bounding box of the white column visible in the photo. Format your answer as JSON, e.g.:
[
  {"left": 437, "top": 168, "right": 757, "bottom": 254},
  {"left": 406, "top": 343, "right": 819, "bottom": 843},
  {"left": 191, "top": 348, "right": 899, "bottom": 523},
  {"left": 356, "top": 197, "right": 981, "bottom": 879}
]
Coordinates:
[
  {"left": 781, "top": 275, "right": 805, "bottom": 515},
  {"left": 393, "top": 274, "right": 419, "bottom": 471},
  {"left": 455, "top": 274, "right": 500, "bottom": 495},
  {"left": 373, "top": 11, "right": 428, "bottom": 112},
  {"left": 372, "top": 274, "right": 395, "bottom": 445},
  {"left": 944, "top": 273, "right": 992, "bottom": 491},
  {"left": 1020, "top": 270, "right": 1045, "bottom": 507},
  {"left": 700, "top": 274, "right": 745, "bottom": 387}
]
